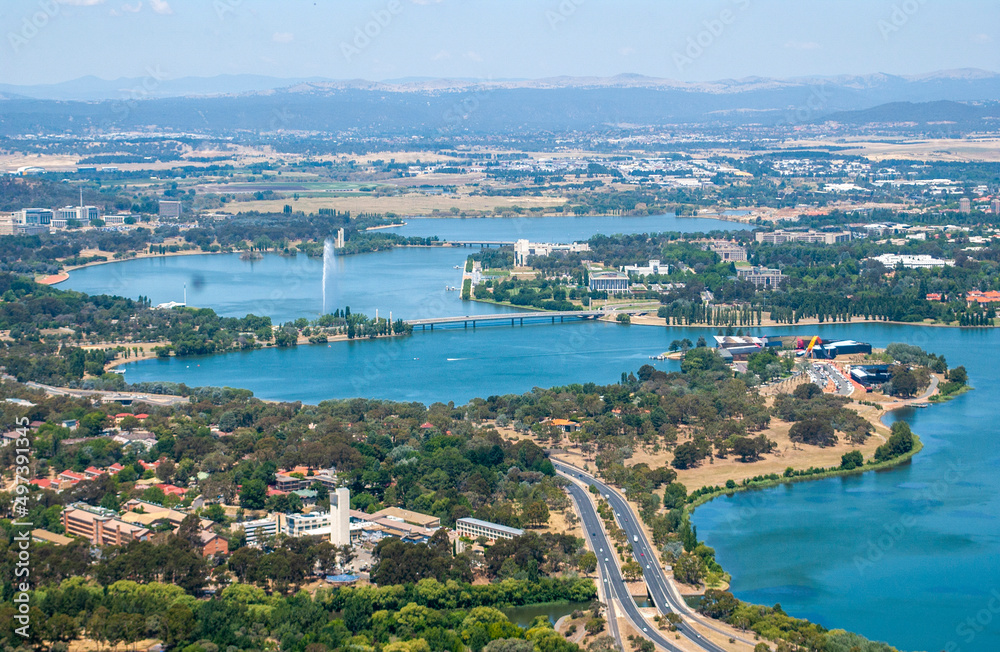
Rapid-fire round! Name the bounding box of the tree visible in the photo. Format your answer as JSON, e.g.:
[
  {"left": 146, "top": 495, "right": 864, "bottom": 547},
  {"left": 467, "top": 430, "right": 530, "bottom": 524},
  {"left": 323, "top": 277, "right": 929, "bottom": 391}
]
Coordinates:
[
  {"left": 239, "top": 478, "right": 267, "bottom": 510},
  {"left": 948, "top": 366, "right": 968, "bottom": 385},
  {"left": 203, "top": 503, "right": 227, "bottom": 523},
  {"left": 163, "top": 603, "right": 195, "bottom": 647},
  {"left": 578, "top": 551, "right": 598, "bottom": 575},
  {"left": 788, "top": 419, "right": 837, "bottom": 447},
  {"left": 888, "top": 367, "right": 918, "bottom": 398},
  {"left": 662, "top": 482, "right": 687, "bottom": 509},
  {"left": 622, "top": 561, "right": 643, "bottom": 581},
  {"left": 523, "top": 500, "right": 550, "bottom": 527},
  {"left": 840, "top": 450, "right": 864, "bottom": 470},
  {"left": 80, "top": 411, "right": 107, "bottom": 437},
  {"left": 874, "top": 421, "right": 914, "bottom": 462},
  {"left": 156, "top": 459, "right": 176, "bottom": 483},
  {"left": 584, "top": 617, "right": 606, "bottom": 636},
  {"left": 792, "top": 383, "right": 821, "bottom": 400},
  {"left": 672, "top": 552, "right": 704, "bottom": 586},
  {"left": 681, "top": 347, "right": 728, "bottom": 375},
  {"left": 671, "top": 442, "right": 702, "bottom": 469}
]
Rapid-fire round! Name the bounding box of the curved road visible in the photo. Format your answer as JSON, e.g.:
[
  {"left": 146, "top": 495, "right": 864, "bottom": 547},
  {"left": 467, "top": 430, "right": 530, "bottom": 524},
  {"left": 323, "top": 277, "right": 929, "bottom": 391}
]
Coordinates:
[{"left": 557, "top": 462, "right": 727, "bottom": 652}]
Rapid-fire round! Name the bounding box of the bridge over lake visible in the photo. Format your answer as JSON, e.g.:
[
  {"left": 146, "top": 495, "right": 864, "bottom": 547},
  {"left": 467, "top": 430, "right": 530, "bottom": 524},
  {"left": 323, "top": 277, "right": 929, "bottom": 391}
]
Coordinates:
[
  {"left": 428, "top": 240, "right": 515, "bottom": 248},
  {"left": 405, "top": 309, "right": 647, "bottom": 329}
]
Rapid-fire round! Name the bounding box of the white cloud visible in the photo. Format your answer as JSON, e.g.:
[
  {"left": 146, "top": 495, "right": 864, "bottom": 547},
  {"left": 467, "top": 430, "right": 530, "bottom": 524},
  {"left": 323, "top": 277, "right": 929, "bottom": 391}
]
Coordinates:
[
  {"left": 463, "top": 50, "right": 483, "bottom": 62},
  {"left": 120, "top": 2, "right": 142, "bottom": 13},
  {"left": 148, "top": 0, "right": 172, "bottom": 14},
  {"left": 272, "top": 32, "right": 294, "bottom": 44},
  {"left": 431, "top": 50, "right": 450, "bottom": 61},
  {"left": 619, "top": 47, "right": 636, "bottom": 56},
  {"left": 784, "top": 41, "right": 821, "bottom": 50},
  {"left": 57, "top": 0, "right": 107, "bottom": 5},
  {"left": 972, "top": 33, "right": 992, "bottom": 43}
]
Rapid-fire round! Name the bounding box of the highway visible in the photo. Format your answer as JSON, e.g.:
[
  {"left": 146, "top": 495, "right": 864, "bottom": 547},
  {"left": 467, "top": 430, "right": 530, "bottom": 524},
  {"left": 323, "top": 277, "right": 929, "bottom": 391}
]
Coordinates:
[{"left": 556, "top": 461, "right": 728, "bottom": 652}]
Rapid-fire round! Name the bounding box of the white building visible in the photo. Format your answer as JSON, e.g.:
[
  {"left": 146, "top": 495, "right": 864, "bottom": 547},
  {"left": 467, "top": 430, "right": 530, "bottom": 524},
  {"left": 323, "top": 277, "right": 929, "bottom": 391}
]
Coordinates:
[
  {"left": 2, "top": 209, "right": 52, "bottom": 235},
  {"left": 623, "top": 259, "right": 667, "bottom": 276},
  {"left": 281, "top": 511, "right": 333, "bottom": 538},
  {"left": 514, "top": 239, "right": 590, "bottom": 266},
  {"left": 329, "top": 487, "right": 351, "bottom": 546},
  {"left": 588, "top": 271, "right": 630, "bottom": 294},
  {"left": 103, "top": 214, "right": 135, "bottom": 226},
  {"left": 455, "top": 517, "right": 523, "bottom": 552},
  {"left": 871, "top": 254, "right": 954, "bottom": 269},
  {"left": 756, "top": 230, "right": 852, "bottom": 245},
  {"left": 708, "top": 241, "right": 747, "bottom": 262},
  {"left": 736, "top": 266, "right": 787, "bottom": 289},
  {"left": 241, "top": 517, "right": 278, "bottom": 546}
]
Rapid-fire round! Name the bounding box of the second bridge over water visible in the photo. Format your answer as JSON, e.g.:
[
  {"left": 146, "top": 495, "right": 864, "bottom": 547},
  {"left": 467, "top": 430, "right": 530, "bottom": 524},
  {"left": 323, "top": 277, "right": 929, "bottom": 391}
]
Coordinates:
[{"left": 405, "top": 309, "right": 647, "bottom": 330}]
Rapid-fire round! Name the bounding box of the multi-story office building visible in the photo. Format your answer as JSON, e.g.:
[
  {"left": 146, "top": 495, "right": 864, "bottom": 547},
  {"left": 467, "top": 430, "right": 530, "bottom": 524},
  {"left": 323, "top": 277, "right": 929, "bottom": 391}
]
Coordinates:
[
  {"left": 456, "top": 517, "right": 523, "bottom": 542},
  {"left": 756, "top": 230, "right": 852, "bottom": 245},
  {"left": 240, "top": 517, "right": 278, "bottom": 546},
  {"left": 708, "top": 241, "right": 748, "bottom": 262},
  {"left": 62, "top": 503, "right": 151, "bottom": 546},
  {"left": 736, "top": 266, "right": 787, "bottom": 288},
  {"left": 159, "top": 201, "right": 183, "bottom": 218}
]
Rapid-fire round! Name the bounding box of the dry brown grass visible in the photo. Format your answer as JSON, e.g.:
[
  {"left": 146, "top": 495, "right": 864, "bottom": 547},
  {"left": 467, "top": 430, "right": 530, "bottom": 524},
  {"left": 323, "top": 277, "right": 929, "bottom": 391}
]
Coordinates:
[
  {"left": 219, "top": 192, "right": 567, "bottom": 216},
  {"left": 779, "top": 137, "right": 1000, "bottom": 162}
]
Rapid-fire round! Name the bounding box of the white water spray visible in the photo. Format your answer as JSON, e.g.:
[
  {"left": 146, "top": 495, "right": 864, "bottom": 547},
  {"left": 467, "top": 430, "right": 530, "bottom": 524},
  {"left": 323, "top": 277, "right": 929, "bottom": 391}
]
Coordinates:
[{"left": 322, "top": 239, "right": 336, "bottom": 314}]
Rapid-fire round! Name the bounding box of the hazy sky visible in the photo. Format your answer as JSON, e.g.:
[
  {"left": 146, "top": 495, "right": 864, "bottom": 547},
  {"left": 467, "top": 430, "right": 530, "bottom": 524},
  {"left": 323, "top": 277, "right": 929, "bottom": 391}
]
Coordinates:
[{"left": 2, "top": 0, "right": 998, "bottom": 85}]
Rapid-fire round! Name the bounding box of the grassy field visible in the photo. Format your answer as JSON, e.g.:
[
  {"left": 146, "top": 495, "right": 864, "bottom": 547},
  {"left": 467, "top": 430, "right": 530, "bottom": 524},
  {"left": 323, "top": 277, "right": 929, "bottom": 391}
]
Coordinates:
[{"left": 218, "top": 192, "right": 568, "bottom": 216}]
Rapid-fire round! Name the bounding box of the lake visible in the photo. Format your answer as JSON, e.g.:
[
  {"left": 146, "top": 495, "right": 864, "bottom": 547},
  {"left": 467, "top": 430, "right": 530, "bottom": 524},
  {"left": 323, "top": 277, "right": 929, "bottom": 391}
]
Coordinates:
[
  {"left": 61, "top": 213, "right": 747, "bottom": 324},
  {"left": 62, "top": 213, "right": 1000, "bottom": 651},
  {"left": 122, "top": 320, "right": 1000, "bottom": 650},
  {"left": 62, "top": 248, "right": 510, "bottom": 325}
]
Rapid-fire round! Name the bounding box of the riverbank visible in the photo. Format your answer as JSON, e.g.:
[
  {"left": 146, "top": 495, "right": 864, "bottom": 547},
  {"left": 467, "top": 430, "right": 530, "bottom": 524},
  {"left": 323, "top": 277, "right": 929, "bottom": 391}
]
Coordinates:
[
  {"left": 57, "top": 247, "right": 228, "bottom": 278},
  {"left": 102, "top": 330, "right": 410, "bottom": 372}
]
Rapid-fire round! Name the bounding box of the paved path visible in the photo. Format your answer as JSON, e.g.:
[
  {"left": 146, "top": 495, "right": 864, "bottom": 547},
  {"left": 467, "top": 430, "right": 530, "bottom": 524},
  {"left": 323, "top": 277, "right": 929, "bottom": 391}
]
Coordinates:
[{"left": 24, "top": 382, "right": 189, "bottom": 406}]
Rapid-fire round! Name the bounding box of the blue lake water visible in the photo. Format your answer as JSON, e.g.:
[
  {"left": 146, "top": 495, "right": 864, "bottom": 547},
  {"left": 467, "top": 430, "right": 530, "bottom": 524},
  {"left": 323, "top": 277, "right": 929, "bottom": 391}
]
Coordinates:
[
  {"left": 60, "top": 214, "right": 1000, "bottom": 651},
  {"left": 61, "top": 248, "right": 506, "bottom": 325},
  {"left": 61, "top": 214, "right": 746, "bottom": 324}
]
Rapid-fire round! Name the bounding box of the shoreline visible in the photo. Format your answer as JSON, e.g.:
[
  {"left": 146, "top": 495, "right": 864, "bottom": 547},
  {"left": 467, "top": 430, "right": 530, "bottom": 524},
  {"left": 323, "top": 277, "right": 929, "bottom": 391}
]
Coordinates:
[
  {"left": 676, "top": 391, "right": 937, "bottom": 645},
  {"left": 686, "top": 376, "right": 942, "bottom": 512},
  {"left": 55, "top": 247, "right": 231, "bottom": 281},
  {"left": 103, "top": 330, "right": 408, "bottom": 372}
]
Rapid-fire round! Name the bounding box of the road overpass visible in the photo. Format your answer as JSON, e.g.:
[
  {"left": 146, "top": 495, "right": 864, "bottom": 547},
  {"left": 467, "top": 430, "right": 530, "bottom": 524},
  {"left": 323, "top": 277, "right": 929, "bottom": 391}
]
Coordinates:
[{"left": 555, "top": 460, "right": 732, "bottom": 652}]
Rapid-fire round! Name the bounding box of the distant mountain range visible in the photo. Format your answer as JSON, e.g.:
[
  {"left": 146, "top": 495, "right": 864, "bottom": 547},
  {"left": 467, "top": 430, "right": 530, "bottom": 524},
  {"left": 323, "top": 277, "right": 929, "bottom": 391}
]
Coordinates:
[
  {"left": 2, "top": 69, "right": 1000, "bottom": 102},
  {"left": 0, "top": 70, "right": 998, "bottom": 136}
]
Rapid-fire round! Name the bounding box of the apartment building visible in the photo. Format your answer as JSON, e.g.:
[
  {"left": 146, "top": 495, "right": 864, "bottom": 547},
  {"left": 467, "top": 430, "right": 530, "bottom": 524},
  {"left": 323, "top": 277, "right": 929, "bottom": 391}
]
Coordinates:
[
  {"left": 62, "top": 503, "right": 151, "bottom": 546},
  {"left": 456, "top": 517, "right": 523, "bottom": 542}
]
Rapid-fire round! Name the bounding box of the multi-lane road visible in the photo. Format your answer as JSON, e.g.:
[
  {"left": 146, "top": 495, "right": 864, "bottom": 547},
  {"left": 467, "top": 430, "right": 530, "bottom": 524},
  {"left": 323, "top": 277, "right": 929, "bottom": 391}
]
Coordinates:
[{"left": 556, "top": 461, "right": 729, "bottom": 652}]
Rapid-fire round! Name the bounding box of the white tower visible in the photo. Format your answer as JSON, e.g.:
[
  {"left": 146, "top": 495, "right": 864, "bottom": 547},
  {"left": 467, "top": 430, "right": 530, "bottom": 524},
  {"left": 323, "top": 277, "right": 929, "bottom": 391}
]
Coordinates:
[{"left": 330, "top": 487, "right": 351, "bottom": 546}]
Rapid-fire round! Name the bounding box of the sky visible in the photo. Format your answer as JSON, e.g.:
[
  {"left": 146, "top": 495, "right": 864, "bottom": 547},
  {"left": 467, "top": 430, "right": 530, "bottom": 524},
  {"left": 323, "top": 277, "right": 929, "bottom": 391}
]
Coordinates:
[{"left": 1, "top": 0, "right": 998, "bottom": 86}]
